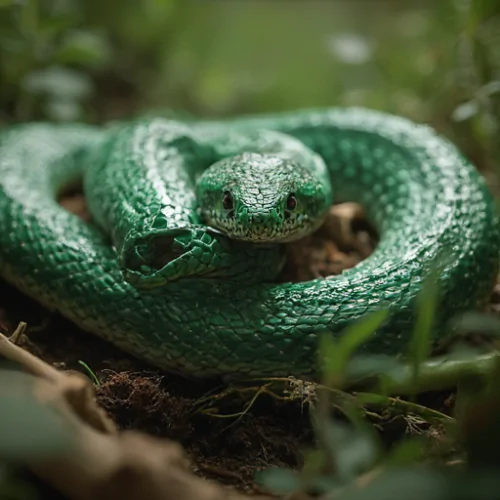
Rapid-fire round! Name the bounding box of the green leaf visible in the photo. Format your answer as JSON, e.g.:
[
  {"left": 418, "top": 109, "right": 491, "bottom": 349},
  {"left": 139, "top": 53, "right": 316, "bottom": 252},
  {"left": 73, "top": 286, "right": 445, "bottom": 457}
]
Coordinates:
[
  {"left": 78, "top": 360, "right": 100, "bottom": 385},
  {"left": 385, "top": 438, "right": 425, "bottom": 466},
  {"left": 22, "top": 67, "right": 92, "bottom": 100},
  {"left": 44, "top": 98, "right": 82, "bottom": 122},
  {"left": 477, "top": 81, "right": 500, "bottom": 98},
  {"left": 356, "top": 392, "right": 388, "bottom": 405},
  {"left": 320, "top": 310, "right": 389, "bottom": 386},
  {"left": 324, "top": 420, "right": 379, "bottom": 482},
  {"left": 319, "top": 333, "right": 339, "bottom": 385},
  {"left": 407, "top": 264, "right": 441, "bottom": 392},
  {"left": 37, "top": 14, "right": 77, "bottom": 40},
  {"left": 0, "top": 371, "right": 70, "bottom": 460},
  {"left": 311, "top": 475, "right": 341, "bottom": 495},
  {"left": 255, "top": 467, "right": 300, "bottom": 494},
  {"left": 339, "top": 310, "right": 389, "bottom": 360},
  {"left": 345, "top": 354, "right": 404, "bottom": 383},
  {"left": 452, "top": 100, "right": 479, "bottom": 122},
  {"left": 55, "top": 31, "right": 111, "bottom": 67},
  {"left": 339, "top": 468, "right": 448, "bottom": 500},
  {"left": 300, "top": 448, "right": 326, "bottom": 481},
  {"left": 452, "top": 311, "right": 500, "bottom": 336}
]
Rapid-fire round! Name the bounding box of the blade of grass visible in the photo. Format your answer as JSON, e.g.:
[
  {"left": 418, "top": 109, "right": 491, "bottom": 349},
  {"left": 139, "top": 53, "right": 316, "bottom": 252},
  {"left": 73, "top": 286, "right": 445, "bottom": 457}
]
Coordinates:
[
  {"left": 77, "top": 360, "right": 100, "bottom": 385},
  {"left": 407, "top": 264, "right": 441, "bottom": 396},
  {"left": 320, "top": 309, "right": 389, "bottom": 388}
]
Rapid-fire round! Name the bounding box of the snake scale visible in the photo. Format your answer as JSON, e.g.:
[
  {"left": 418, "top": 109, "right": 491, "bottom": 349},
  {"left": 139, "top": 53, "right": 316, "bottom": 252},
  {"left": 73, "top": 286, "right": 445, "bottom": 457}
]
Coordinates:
[{"left": 0, "top": 108, "right": 499, "bottom": 378}]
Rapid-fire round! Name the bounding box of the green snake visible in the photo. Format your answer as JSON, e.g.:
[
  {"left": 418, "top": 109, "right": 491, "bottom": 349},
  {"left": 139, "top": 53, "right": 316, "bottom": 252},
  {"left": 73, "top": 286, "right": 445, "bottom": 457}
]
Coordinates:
[{"left": 0, "top": 108, "right": 499, "bottom": 378}]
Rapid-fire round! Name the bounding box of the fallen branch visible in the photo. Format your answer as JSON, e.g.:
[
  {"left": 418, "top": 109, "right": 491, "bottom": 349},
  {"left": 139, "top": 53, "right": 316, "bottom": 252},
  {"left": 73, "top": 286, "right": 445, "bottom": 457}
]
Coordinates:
[{"left": 0, "top": 329, "right": 272, "bottom": 500}]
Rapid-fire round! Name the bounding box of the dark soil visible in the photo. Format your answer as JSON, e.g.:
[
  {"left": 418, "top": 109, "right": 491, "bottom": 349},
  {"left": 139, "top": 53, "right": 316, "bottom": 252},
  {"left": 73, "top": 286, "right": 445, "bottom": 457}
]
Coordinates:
[{"left": 0, "top": 194, "right": 495, "bottom": 493}]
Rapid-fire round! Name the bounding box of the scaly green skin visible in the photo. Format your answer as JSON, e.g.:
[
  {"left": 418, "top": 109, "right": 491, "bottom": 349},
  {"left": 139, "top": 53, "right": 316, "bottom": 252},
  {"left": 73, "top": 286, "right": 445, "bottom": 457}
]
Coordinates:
[{"left": 0, "top": 108, "right": 498, "bottom": 378}]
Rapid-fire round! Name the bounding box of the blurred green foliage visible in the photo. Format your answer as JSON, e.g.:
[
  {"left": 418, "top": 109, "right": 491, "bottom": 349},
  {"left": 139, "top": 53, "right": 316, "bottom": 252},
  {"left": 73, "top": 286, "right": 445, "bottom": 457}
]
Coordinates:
[
  {"left": 256, "top": 278, "right": 500, "bottom": 499},
  {"left": 1, "top": 2, "right": 500, "bottom": 498},
  {"left": 1, "top": 0, "right": 499, "bottom": 172},
  {"left": 0, "top": 367, "right": 73, "bottom": 500}
]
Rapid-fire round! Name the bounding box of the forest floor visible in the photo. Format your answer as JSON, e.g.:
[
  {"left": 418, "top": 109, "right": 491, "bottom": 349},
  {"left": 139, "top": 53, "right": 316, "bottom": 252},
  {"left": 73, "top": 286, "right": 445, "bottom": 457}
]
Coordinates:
[{"left": 0, "top": 194, "right": 496, "bottom": 494}]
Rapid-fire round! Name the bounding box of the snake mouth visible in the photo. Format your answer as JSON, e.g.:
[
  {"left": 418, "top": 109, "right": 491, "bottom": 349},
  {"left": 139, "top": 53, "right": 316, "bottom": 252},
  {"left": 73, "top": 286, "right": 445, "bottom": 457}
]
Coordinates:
[
  {"left": 141, "top": 235, "right": 182, "bottom": 271},
  {"left": 120, "top": 226, "right": 232, "bottom": 290},
  {"left": 120, "top": 228, "right": 194, "bottom": 289}
]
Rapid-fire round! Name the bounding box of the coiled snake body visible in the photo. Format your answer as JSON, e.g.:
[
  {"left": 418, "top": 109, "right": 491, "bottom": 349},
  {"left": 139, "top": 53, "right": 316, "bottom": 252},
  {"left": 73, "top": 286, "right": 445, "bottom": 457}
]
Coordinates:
[{"left": 0, "top": 108, "right": 498, "bottom": 377}]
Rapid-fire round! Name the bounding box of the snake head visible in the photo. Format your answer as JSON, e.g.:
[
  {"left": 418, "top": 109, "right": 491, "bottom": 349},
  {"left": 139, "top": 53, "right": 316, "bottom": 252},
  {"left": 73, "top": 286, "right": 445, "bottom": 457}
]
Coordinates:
[{"left": 196, "top": 152, "right": 332, "bottom": 243}]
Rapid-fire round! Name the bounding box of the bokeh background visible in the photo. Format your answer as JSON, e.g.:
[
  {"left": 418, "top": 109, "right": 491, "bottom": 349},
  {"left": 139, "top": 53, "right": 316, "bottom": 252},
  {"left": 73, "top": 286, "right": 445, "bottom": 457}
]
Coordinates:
[
  {"left": 1, "top": 0, "right": 499, "bottom": 174},
  {"left": 1, "top": 3, "right": 500, "bottom": 496}
]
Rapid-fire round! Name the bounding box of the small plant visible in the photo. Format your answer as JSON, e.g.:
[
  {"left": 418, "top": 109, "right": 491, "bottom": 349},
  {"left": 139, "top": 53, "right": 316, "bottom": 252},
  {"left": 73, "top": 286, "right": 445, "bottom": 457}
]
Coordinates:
[
  {"left": 77, "top": 360, "right": 100, "bottom": 385},
  {"left": 257, "top": 262, "right": 500, "bottom": 498}
]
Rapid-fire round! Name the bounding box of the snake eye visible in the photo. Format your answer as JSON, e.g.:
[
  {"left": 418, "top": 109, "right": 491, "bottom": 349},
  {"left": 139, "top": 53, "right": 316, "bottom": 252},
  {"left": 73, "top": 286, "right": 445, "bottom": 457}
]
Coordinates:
[
  {"left": 286, "top": 193, "right": 297, "bottom": 211},
  {"left": 222, "top": 191, "right": 234, "bottom": 211}
]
